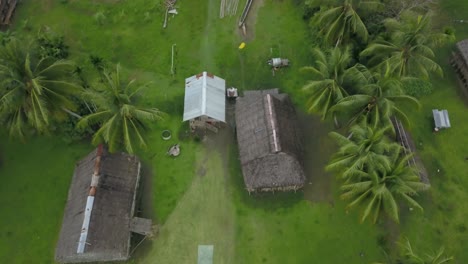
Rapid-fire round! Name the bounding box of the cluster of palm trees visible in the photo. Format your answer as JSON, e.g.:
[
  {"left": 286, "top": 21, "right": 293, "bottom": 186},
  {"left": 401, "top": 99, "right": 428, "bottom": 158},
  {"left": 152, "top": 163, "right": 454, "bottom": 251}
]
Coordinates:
[
  {"left": 0, "top": 37, "right": 162, "bottom": 154},
  {"left": 302, "top": 0, "right": 454, "bottom": 223}
]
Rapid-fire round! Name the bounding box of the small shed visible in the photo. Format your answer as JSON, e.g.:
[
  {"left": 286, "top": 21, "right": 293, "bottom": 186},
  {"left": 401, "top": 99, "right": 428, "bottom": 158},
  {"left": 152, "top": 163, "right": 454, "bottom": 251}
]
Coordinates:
[
  {"left": 55, "top": 146, "right": 152, "bottom": 263},
  {"left": 235, "top": 89, "right": 306, "bottom": 193},
  {"left": 183, "top": 71, "right": 226, "bottom": 133},
  {"left": 451, "top": 39, "right": 468, "bottom": 97},
  {"left": 432, "top": 109, "right": 451, "bottom": 130}
]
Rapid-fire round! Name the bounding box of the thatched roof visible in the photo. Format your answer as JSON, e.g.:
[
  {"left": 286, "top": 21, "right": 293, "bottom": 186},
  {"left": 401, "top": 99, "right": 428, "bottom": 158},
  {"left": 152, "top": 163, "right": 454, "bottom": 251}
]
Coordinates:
[
  {"left": 451, "top": 40, "right": 468, "bottom": 97},
  {"left": 55, "top": 147, "right": 142, "bottom": 263},
  {"left": 235, "top": 89, "right": 306, "bottom": 192},
  {"left": 456, "top": 39, "right": 468, "bottom": 65}
]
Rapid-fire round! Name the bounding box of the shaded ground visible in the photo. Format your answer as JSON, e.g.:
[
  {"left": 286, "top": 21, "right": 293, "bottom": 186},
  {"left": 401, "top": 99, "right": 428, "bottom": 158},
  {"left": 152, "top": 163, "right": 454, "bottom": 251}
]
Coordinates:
[{"left": 298, "top": 111, "right": 336, "bottom": 203}]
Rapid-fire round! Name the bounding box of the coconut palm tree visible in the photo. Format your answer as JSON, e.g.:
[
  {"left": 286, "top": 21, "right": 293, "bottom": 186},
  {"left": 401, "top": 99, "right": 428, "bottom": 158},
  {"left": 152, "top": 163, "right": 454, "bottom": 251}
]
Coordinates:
[
  {"left": 312, "top": 0, "right": 382, "bottom": 46},
  {"left": 327, "top": 121, "right": 399, "bottom": 180},
  {"left": 360, "top": 11, "right": 453, "bottom": 78},
  {"left": 341, "top": 151, "right": 429, "bottom": 223},
  {"left": 330, "top": 71, "right": 420, "bottom": 130},
  {"left": 77, "top": 64, "right": 163, "bottom": 154},
  {"left": 399, "top": 238, "right": 454, "bottom": 264},
  {"left": 302, "top": 47, "right": 367, "bottom": 123},
  {"left": 0, "top": 39, "right": 81, "bottom": 139}
]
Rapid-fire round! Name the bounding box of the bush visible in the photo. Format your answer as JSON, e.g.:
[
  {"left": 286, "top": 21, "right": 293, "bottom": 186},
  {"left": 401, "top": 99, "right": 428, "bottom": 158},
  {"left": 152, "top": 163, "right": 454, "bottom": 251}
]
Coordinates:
[
  {"left": 362, "top": 13, "right": 386, "bottom": 38},
  {"left": 36, "top": 29, "right": 69, "bottom": 59},
  {"left": 54, "top": 116, "right": 93, "bottom": 144},
  {"left": 53, "top": 95, "right": 95, "bottom": 144},
  {"left": 402, "top": 78, "right": 433, "bottom": 98}
]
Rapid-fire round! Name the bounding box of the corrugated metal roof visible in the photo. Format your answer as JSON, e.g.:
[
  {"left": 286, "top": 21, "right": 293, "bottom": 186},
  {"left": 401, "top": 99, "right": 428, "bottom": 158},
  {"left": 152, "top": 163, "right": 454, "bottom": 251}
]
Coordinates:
[
  {"left": 183, "top": 72, "right": 226, "bottom": 122},
  {"left": 432, "top": 109, "right": 451, "bottom": 128}
]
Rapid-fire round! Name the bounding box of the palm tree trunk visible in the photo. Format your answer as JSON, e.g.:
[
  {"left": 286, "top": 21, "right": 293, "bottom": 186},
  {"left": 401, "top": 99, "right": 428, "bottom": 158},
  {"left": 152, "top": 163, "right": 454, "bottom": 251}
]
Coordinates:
[
  {"left": 62, "top": 107, "right": 82, "bottom": 119},
  {"left": 333, "top": 113, "right": 340, "bottom": 128},
  {"left": 335, "top": 36, "right": 342, "bottom": 48}
]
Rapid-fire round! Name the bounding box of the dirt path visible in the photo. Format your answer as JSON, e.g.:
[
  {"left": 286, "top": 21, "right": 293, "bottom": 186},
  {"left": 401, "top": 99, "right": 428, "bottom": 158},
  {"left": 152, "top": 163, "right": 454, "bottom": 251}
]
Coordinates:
[
  {"left": 200, "top": 0, "right": 218, "bottom": 70},
  {"left": 141, "top": 147, "right": 236, "bottom": 264}
]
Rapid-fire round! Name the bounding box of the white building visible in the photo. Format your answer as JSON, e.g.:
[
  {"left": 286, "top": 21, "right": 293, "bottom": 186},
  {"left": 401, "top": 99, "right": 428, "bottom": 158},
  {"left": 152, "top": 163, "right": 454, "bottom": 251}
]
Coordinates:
[
  {"left": 183, "top": 72, "right": 226, "bottom": 132},
  {"left": 432, "top": 109, "right": 451, "bottom": 130}
]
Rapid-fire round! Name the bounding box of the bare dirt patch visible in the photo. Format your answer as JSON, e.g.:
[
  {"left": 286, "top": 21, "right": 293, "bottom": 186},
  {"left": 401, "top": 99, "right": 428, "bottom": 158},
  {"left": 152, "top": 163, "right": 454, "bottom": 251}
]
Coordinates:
[{"left": 237, "top": 0, "right": 264, "bottom": 42}]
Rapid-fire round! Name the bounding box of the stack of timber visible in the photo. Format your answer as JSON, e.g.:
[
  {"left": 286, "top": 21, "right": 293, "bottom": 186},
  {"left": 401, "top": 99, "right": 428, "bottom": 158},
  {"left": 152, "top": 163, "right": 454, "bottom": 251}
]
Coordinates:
[{"left": 392, "top": 118, "right": 430, "bottom": 185}]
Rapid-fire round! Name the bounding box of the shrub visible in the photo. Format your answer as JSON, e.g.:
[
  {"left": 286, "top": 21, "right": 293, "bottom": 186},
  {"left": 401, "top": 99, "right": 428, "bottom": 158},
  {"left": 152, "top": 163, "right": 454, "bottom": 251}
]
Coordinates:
[
  {"left": 37, "top": 29, "right": 69, "bottom": 59},
  {"left": 402, "top": 78, "right": 433, "bottom": 97}
]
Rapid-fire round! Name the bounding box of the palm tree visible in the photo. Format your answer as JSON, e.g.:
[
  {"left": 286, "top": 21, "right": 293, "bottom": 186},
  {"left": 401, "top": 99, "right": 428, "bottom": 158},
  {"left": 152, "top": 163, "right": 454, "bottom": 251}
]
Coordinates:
[
  {"left": 399, "top": 238, "right": 454, "bottom": 264},
  {"left": 312, "top": 0, "right": 382, "bottom": 46},
  {"left": 302, "top": 47, "right": 367, "bottom": 123},
  {"left": 0, "top": 39, "right": 81, "bottom": 139},
  {"left": 78, "top": 64, "right": 163, "bottom": 154},
  {"left": 327, "top": 121, "right": 399, "bottom": 180},
  {"left": 360, "top": 11, "right": 453, "bottom": 78},
  {"left": 341, "top": 151, "right": 429, "bottom": 223},
  {"left": 331, "top": 71, "right": 420, "bottom": 130}
]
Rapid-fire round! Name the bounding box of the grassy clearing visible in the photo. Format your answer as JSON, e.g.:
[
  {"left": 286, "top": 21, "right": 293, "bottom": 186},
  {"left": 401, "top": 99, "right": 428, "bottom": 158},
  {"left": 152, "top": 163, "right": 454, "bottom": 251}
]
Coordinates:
[
  {"left": 141, "top": 146, "right": 236, "bottom": 264},
  {"left": 396, "top": 1, "right": 468, "bottom": 262},
  {"left": 0, "top": 0, "right": 466, "bottom": 263},
  {"left": 399, "top": 55, "right": 468, "bottom": 262},
  {"left": 0, "top": 137, "right": 92, "bottom": 263}
]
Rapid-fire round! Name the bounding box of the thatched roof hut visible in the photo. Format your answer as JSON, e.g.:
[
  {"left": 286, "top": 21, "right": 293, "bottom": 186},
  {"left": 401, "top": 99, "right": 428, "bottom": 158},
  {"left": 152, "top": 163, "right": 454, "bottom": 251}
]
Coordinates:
[
  {"left": 235, "top": 89, "right": 306, "bottom": 193},
  {"left": 451, "top": 39, "right": 468, "bottom": 97},
  {"left": 55, "top": 146, "right": 150, "bottom": 263}
]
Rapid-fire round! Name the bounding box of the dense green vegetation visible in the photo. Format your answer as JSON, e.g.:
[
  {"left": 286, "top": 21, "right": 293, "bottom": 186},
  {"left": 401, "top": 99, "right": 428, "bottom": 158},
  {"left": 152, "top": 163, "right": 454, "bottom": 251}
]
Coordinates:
[{"left": 0, "top": 0, "right": 466, "bottom": 263}]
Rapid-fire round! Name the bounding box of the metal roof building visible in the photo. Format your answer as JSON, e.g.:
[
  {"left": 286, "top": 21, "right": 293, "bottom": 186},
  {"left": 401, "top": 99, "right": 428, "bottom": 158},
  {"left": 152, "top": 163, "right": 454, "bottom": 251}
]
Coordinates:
[
  {"left": 183, "top": 72, "right": 226, "bottom": 122},
  {"left": 432, "top": 109, "right": 451, "bottom": 129}
]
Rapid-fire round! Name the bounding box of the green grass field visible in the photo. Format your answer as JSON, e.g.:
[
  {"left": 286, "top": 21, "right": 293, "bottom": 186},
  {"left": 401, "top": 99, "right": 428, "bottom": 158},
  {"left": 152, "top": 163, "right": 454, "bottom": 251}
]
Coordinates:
[{"left": 0, "top": 0, "right": 467, "bottom": 263}]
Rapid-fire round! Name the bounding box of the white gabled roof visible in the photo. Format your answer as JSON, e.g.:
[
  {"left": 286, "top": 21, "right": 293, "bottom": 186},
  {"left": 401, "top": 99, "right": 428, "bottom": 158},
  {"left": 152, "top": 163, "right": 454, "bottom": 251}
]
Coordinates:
[
  {"left": 432, "top": 109, "right": 451, "bottom": 128},
  {"left": 183, "top": 71, "right": 226, "bottom": 122}
]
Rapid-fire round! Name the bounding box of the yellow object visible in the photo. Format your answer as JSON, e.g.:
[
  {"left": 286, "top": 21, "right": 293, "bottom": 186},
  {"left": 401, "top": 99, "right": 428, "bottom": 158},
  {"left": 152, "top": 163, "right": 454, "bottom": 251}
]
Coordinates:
[{"left": 238, "top": 42, "right": 246, "bottom": 49}]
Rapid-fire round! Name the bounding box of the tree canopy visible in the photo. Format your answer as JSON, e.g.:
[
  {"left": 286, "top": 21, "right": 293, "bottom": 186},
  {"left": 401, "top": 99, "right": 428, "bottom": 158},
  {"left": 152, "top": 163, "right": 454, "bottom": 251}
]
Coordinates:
[
  {"left": 78, "top": 64, "right": 163, "bottom": 154},
  {"left": 0, "top": 39, "right": 81, "bottom": 139}
]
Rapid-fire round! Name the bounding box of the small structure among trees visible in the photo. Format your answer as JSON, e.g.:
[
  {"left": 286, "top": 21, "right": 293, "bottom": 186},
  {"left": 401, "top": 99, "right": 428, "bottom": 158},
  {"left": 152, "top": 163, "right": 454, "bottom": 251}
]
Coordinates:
[
  {"left": 451, "top": 39, "right": 468, "bottom": 97},
  {"left": 432, "top": 109, "right": 451, "bottom": 131},
  {"left": 0, "top": 0, "right": 17, "bottom": 25},
  {"left": 55, "top": 146, "right": 152, "bottom": 263},
  {"left": 183, "top": 71, "right": 226, "bottom": 133},
  {"left": 235, "top": 89, "right": 306, "bottom": 193}
]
